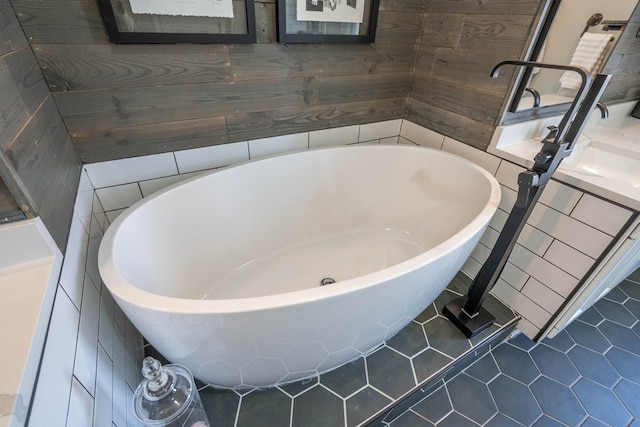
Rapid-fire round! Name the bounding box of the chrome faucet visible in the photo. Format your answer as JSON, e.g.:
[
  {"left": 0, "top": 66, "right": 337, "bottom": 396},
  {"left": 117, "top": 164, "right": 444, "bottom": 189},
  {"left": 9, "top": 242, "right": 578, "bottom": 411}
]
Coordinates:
[{"left": 596, "top": 101, "right": 609, "bottom": 119}]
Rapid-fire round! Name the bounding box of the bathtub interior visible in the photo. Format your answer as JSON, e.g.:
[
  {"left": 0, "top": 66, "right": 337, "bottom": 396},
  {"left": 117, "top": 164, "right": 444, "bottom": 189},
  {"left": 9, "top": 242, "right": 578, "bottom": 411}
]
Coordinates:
[{"left": 107, "top": 145, "right": 497, "bottom": 301}]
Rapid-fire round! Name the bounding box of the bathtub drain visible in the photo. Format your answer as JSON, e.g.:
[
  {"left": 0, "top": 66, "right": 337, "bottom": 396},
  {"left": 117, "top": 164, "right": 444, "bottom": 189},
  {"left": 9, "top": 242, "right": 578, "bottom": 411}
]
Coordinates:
[{"left": 320, "top": 277, "right": 336, "bottom": 286}]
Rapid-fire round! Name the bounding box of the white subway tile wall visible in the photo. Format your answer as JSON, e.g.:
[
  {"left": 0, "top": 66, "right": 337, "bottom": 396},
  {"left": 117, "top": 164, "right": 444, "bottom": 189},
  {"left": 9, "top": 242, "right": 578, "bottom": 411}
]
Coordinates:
[
  {"left": 399, "top": 120, "right": 445, "bottom": 149},
  {"left": 248, "top": 132, "right": 309, "bottom": 159},
  {"left": 34, "top": 118, "right": 635, "bottom": 425},
  {"left": 31, "top": 167, "right": 145, "bottom": 427},
  {"left": 358, "top": 119, "right": 402, "bottom": 142},
  {"left": 309, "top": 125, "right": 359, "bottom": 148}
]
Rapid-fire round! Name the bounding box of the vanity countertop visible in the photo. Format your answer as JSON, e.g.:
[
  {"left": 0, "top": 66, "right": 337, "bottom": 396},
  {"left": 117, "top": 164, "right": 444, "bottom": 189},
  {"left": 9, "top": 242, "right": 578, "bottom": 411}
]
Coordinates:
[
  {"left": 0, "top": 219, "right": 62, "bottom": 427},
  {"left": 488, "top": 102, "right": 640, "bottom": 212}
]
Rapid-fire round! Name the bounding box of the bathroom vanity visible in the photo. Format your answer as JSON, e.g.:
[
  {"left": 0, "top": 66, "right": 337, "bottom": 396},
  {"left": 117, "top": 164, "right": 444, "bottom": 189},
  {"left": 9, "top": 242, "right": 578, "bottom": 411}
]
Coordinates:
[{"left": 488, "top": 101, "right": 640, "bottom": 338}]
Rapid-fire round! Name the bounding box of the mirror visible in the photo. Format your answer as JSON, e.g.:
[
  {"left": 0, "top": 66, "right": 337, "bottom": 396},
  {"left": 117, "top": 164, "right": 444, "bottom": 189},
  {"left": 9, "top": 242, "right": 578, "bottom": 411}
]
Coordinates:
[{"left": 503, "top": 0, "right": 640, "bottom": 124}]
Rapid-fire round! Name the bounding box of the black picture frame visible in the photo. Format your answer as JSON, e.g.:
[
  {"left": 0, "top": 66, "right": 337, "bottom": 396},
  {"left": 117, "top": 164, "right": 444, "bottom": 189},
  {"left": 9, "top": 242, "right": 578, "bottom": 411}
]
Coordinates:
[
  {"left": 98, "top": 0, "right": 257, "bottom": 44},
  {"left": 277, "top": 0, "right": 380, "bottom": 43}
]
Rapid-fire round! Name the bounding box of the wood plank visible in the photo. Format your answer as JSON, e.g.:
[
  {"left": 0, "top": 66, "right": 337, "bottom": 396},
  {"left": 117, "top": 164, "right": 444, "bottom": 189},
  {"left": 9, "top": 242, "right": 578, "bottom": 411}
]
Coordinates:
[
  {"left": 404, "top": 98, "right": 495, "bottom": 150},
  {"left": 72, "top": 116, "right": 229, "bottom": 163},
  {"left": 0, "top": 176, "right": 21, "bottom": 217},
  {"left": 411, "top": 74, "right": 503, "bottom": 123},
  {"left": 414, "top": 47, "right": 437, "bottom": 76},
  {"left": 5, "top": 97, "right": 80, "bottom": 215},
  {"left": 0, "top": 48, "right": 49, "bottom": 151},
  {"left": 374, "top": 10, "right": 423, "bottom": 45},
  {"left": 0, "top": 149, "right": 37, "bottom": 218},
  {"left": 226, "top": 98, "right": 404, "bottom": 141},
  {"left": 420, "top": 14, "right": 465, "bottom": 48},
  {"left": 428, "top": 0, "right": 540, "bottom": 15},
  {"left": 33, "top": 44, "right": 232, "bottom": 91},
  {"left": 379, "top": 0, "right": 425, "bottom": 13},
  {"left": 11, "top": 0, "right": 108, "bottom": 44},
  {"left": 426, "top": 47, "right": 516, "bottom": 92},
  {"left": 458, "top": 14, "right": 534, "bottom": 53},
  {"left": 230, "top": 44, "right": 414, "bottom": 81},
  {"left": 4, "top": 96, "right": 81, "bottom": 250},
  {"left": 54, "top": 77, "right": 316, "bottom": 132},
  {"left": 255, "top": 1, "right": 277, "bottom": 44},
  {"left": 0, "top": 1, "right": 28, "bottom": 56},
  {"left": 318, "top": 72, "right": 412, "bottom": 104}
]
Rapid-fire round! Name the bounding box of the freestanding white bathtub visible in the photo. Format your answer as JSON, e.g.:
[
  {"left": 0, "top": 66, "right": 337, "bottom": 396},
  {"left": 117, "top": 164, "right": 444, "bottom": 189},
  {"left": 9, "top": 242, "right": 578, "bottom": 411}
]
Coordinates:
[{"left": 98, "top": 144, "right": 501, "bottom": 389}]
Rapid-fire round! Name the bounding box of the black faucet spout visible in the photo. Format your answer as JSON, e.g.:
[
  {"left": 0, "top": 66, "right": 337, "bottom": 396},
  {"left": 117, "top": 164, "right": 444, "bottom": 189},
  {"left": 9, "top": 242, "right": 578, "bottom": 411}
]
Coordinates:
[{"left": 490, "top": 60, "right": 592, "bottom": 145}]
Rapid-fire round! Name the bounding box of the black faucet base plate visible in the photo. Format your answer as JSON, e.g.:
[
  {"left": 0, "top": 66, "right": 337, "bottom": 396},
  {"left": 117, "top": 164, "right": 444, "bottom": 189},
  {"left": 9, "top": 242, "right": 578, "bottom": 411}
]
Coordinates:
[{"left": 443, "top": 296, "right": 496, "bottom": 339}]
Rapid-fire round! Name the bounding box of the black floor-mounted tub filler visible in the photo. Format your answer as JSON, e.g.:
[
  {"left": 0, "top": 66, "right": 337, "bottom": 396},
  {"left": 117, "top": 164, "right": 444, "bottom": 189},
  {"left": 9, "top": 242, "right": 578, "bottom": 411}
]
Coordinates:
[{"left": 443, "top": 60, "right": 612, "bottom": 338}]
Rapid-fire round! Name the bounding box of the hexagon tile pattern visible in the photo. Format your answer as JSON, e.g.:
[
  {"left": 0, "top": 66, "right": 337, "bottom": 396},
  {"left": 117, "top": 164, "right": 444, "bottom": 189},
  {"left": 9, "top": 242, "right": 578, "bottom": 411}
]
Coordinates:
[
  {"left": 389, "top": 272, "right": 640, "bottom": 426},
  {"left": 178, "top": 273, "right": 520, "bottom": 426}
]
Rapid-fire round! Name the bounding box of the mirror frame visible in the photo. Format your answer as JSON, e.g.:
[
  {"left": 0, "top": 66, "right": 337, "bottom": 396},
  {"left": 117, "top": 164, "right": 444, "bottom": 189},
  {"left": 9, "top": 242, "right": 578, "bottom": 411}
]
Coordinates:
[{"left": 502, "top": 0, "right": 567, "bottom": 125}]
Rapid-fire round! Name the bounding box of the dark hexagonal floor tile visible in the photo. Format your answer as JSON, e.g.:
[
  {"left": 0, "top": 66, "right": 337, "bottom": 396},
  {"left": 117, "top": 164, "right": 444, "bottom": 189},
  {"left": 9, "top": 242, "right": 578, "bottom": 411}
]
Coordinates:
[
  {"left": 580, "top": 416, "right": 611, "bottom": 427},
  {"left": 541, "top": 329, "right": 575, "bottom": 353},
  {"left": 464, "top": 352, "right": 500, "bottom": 383},
  {"left": 482, "top": 294, "right": 517, "bottom": 327},
  {"left": 423, "top": 316, "right": 471, "bottom": 359},
  {"left": 292, "top": 385, "right": 345, "bottom": 427},
  {"left": 595, "top": 298, "right": 636, "bottom": 327},
  {"left": 614, "top": 379, "right": 640, "bottom": 419},
  {"left": 567, "top": 345, "right": 620, "bottom": 388},
  {"left": 530, "top": 376, "right": 586, "bottom": 426},
  {"left": 386, "top": 321, "right": 428, "bottom": 357},
  {"left": 366, "top": 346, "right": 415, "bottom": 399},
  {"left": 345, "top": 386, "right": 392, "bottom": 426},
  {"left": 577, "top": 305, "right": 605, "bottom": 326},
  {"left": 200, "top": 386, "right": 241, "bottom": 427},
  {"left": 410, "top": 383, "right": 451, "bottom": 424},
  {"left": 530, "top": 344, "right": 580, "bottom": 386},
  {"left": 605, "top": 347, "right": 640, "bottom": 384},
  {"left": 509, "top": 332, "right": 537, "bottom": 351},
  {"left": 319, "top": 357, "right": 366, "bottom": 398},
  {"left": 437, "top": 411, "right": 480, "bottom": 427},
  {"left": 598, "top": 319, "right": 640, "bottom": 354},
  {"left": 572, "top": 378, "right": 633, "bottom": 427},
  {"left": 486, "top": 413, "right": 525, "bottom": 426},
  {"left": 565, "top": 320, "right": 611, "bottom": 354},
  {"left": 237, "top": 387, "right": 293, "bottom": 427},
  {"left": 624, "top": 298, "right": 640, "bottom": 319},
  {"left": 388, "top": 410, "right": 435, "bottom": 427},
  {"left": 489, "top": 375, "right": 542, "bottom": 426},
  {"left": 412, "top": 347, "right": 453, "bottom": 384},
  {"left": 619, "top": 278, "right": 640, "bottom": 300},
  {"left": 492, "top": 343, "right": 540, "bottom": 385},
  {"left": 414, "top": 303, "right": 438, "bottom": 324},
  {"left": 602, "top": 286, "right": 629, "bottom": 303},
  {"left": 532, "top": 415, "right": 566, "bottom": 426},
  {"left": 447, "top": 373, "right": 497, "bottom": 424}
]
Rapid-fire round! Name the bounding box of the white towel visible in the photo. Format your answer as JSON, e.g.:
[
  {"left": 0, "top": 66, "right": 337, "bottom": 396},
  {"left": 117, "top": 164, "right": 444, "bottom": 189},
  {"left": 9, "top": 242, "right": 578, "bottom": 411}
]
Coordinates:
[{"left": 559, "top": 32, "right": 612, "bottom": 90}]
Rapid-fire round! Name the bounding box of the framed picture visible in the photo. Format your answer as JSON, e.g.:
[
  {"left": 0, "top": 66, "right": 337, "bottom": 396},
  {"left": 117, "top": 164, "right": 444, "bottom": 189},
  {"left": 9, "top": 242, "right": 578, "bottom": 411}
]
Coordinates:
[
  {"left": 277, "top": 0, "right": 380, "bottom": 43},
  {"left": 98, "top": 0, "right": 257, "bottom": 44}
]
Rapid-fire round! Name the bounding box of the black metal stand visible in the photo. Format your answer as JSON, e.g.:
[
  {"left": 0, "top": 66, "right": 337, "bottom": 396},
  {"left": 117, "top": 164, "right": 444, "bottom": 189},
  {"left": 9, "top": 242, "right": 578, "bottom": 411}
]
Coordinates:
[{"left": 443, "top": 61, "right": 611, "bottom": 338}]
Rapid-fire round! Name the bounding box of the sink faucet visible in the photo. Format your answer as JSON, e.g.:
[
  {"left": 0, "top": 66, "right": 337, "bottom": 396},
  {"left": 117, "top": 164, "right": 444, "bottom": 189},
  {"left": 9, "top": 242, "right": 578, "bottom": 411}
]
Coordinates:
[{"left": 596, "top": 102, "right": 609, "bottom": 119}]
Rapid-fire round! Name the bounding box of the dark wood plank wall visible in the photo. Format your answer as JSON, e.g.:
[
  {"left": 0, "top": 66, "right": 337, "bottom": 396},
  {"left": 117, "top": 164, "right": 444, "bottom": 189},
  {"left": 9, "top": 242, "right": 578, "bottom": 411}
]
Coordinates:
[
  {"left": 407, "top": 0, "right": 542, "bottom": 150},
  {"left": 10, "top": 0, "right": 640, "bottom": 164},
  {"left": 0, "top": 1, "right": 81, "bottom": 250},
  {"left": 12, "top": 0, "right": 424, "bottom": 163}
]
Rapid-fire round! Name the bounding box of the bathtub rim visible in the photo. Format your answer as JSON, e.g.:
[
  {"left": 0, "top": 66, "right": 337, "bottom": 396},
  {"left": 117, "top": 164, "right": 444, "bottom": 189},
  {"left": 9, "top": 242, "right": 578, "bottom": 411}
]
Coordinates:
[{"left": 98, "top": 144, "right": 501, "bottom": 315}]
